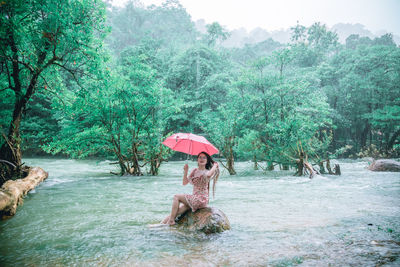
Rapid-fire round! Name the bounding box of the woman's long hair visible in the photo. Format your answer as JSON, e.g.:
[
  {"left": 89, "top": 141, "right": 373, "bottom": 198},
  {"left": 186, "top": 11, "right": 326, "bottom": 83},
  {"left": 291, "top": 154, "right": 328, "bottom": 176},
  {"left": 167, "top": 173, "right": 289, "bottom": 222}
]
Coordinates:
[{"left": 198, "top": 152, "right": 220, "bottom": 199}]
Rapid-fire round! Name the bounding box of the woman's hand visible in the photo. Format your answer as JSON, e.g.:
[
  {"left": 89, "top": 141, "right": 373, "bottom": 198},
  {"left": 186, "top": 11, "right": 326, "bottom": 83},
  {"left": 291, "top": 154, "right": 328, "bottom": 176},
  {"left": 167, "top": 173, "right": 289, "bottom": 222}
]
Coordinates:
[
  {"left": 183, "top": 164, "right": 188, "bottom": 173},
  {"left": 213, "top": 162, "right": 219, "bottom": 168}
]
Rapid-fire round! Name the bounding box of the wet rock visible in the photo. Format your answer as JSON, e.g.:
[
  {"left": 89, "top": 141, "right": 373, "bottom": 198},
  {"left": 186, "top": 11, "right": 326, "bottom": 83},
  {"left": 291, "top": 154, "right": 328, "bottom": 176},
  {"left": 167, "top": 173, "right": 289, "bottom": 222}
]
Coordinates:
[
  {"left": 368, "top": 159, "right": 400, "bottom": 172},
  {"left": 175, "top": 207, "right": 230, "bottom": 234}
]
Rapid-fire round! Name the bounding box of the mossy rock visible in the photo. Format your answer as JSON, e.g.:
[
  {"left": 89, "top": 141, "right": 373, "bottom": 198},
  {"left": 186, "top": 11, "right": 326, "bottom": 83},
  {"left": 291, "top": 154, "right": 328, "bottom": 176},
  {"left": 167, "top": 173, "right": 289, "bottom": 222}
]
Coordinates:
[{"left": 175, "top": 207, "right": 230, "bottom": 234}]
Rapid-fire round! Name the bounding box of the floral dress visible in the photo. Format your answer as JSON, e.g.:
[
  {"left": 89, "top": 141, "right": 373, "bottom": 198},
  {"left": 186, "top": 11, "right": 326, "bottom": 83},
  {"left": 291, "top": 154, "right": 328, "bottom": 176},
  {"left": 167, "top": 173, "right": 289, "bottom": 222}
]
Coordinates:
[{"left": 184, "top": 168, "right": 210, "bottom": 212}]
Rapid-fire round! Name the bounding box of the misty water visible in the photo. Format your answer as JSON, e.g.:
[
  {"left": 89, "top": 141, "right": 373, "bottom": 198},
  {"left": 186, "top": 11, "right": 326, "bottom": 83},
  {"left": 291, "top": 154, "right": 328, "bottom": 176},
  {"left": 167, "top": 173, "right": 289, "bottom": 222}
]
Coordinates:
[{"left": 0, "top": 158, "right": 399, "bottom": 266}]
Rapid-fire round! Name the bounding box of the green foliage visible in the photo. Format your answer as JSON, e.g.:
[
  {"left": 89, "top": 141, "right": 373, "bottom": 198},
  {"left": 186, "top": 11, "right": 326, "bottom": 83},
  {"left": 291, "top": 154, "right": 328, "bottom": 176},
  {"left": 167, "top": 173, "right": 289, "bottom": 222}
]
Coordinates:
[
  {"left": 0, "top": 0, "right": 108, "bottom": 175},
  {"left": 2, "top": 0, "right": 399, "bottom": 178},
  {"left": 106, "top": 0, "right": 196, "bottom": 54},
  {"left": 319, "top": 42, "right": 400, "bottom": 154},
  {"left": 228, "top": 38, "right": 283, "bottom": 65},
  {"left": 44, "top": 47, "right": 177, "bottom": 175},
  {"left": 20, "top": 91, "right": 61, "bottom": 155},
  {"left": 164, "top": 45, "right": 229, "bottom": 132},
  {"left": 205, "top": 22, "right": 230, "bottom": 47}
]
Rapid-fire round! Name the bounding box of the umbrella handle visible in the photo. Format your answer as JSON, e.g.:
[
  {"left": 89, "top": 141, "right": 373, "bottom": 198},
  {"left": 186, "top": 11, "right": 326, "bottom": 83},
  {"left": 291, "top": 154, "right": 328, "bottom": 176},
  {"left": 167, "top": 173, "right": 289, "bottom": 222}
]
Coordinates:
[{"left": 188, "top": 138, "right": 192, "bottom": 162}]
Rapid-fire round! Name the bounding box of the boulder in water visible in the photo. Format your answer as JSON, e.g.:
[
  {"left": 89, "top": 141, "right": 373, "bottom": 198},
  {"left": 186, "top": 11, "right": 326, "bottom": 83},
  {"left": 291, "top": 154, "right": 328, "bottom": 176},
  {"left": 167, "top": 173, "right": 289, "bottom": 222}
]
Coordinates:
[
  {"left": 175, "top": 207, "right": 230, "bottom": 234},
  {"left": 368, "top": 159, "right": 400, "bottom": 172}
]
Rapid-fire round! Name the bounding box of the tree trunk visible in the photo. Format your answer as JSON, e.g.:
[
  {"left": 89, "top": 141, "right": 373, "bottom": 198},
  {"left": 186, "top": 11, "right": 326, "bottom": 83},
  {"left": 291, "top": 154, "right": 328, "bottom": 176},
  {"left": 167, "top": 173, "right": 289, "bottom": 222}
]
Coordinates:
[
  {"left": 223, "top": 136, "right": 236, "bottom": 175},
  {"left": 1, "top": 25, "right": 24, "bottom": 173},
  {"left": 295, "top": 156, "right": 304, "bottom": 176},
  {"left": 112, "top": 145, "right": 142, "bottom": 176},
  {"left": 253, "top": 155, "right": 258, "bottom": 170},
  {"left": 318, "top": 161, "right": 326, "bottom": 174},
  {"left": 360, "top": 122, "right": 370, "bottom": 148},
  {"left": 130, "top": 143, "right": 142, "bottom": 175},
  {"left": 267, "top": 161, "right": 274, "bottom": 171},
  {"left": 1, "top": 25, "right": 49, "bottom": 184},
  {"left": 334, "top": 164, "right": 341, "bottom": 175},
  {"left": 326, "top": 159, "right": 334, "bottom": 174},
  {"left": 149, "top": 147, "right": 164, "bottom": 176},
  {"left": 387, "top": 128, "right": 400, "bottom": 152},
  {"left": 0, "top": 103, "right": 24, "bottom": 185},
  {"left": 150, "top": 157, "right": 161, "bottom": 175},
  {"left": 226, "top": 153, "right": 236, "bottom": 175},
  {"left": 0, "top": 167, "right": 48, "bottom": 219}
]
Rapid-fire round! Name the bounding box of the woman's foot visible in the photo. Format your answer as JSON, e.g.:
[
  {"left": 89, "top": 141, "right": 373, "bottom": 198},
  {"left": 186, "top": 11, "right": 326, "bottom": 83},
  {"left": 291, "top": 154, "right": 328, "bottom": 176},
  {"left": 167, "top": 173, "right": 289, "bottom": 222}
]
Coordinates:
[
  {"left": 161, "top": 215, "right": 170, "bottom": 224},
  {"left": 167, "top": 219, "right": 176, "bottom": 225}
]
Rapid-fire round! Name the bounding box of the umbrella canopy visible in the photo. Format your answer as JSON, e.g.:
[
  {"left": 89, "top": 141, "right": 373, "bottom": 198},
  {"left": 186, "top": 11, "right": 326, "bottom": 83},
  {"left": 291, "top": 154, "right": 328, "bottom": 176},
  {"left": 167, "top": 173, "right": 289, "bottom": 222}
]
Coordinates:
[{"left": 162, "top": 133, "right": 219, "bottom": 156}]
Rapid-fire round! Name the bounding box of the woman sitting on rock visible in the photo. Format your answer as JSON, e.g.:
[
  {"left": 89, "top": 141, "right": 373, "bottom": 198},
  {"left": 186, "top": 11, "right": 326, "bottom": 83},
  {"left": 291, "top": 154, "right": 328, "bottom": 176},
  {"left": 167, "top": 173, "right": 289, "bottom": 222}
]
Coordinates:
[{"left": 161, "top": 151, "right": 219, "bottom": 225}]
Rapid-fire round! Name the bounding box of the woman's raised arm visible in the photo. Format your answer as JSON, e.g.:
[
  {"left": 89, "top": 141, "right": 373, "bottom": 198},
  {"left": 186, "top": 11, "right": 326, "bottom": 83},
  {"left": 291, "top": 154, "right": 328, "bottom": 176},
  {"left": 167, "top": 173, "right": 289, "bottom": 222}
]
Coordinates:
[
  {"left": 207, "top": 162, "right": 219, "bottom": 179},
  {"left": 183, "top": 166, "right": 196, "bottom": 185}
]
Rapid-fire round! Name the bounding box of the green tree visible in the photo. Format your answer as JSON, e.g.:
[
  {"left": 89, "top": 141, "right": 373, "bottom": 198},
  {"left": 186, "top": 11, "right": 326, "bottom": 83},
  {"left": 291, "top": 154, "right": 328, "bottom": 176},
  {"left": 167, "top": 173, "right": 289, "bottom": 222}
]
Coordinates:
[
  {"left": 164, "top": 46, "right": 228, "bottom": 132},
  {"left": 0, "top": 0, "right": 107, "bottom": 183},
  {"left": 44, "top": 48, "right": 176, "bottom": 175},
  {"left": 107, "top": 0, "right": 196, "bottom": 54},
  {"left": 205, "top": 22, "right": 230, "bottom": 47},
  {"left": 198, "top": 75, "right": 241, "bottom": 175},
  {"left": 319, "top": 38, "right": 400, "bottom": 156}
]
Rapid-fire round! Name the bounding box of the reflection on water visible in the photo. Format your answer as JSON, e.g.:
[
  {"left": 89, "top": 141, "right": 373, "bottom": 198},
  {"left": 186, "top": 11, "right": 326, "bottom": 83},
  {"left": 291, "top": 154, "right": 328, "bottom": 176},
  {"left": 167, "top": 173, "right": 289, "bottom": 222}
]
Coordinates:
[{"left": 0, "top": 158, "right": 399, "bottom": 266}]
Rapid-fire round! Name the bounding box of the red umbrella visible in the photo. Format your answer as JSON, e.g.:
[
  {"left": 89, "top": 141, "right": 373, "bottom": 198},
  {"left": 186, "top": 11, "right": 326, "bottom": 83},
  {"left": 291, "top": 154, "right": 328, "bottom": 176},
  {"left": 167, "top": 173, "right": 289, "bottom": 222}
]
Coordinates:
[{"left": 162, "top": 133, "right": 219, "bottom": 156}]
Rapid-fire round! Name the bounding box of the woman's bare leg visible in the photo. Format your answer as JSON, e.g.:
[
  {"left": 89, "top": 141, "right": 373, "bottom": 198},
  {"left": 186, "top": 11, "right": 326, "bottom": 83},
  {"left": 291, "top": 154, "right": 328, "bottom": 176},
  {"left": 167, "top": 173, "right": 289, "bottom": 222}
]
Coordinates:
[
  {"left": 161, "top": 202, "right": 189, "bottom": 224},
  {"left": 167, "top": 194, "right": 191, "bottom": 225}
]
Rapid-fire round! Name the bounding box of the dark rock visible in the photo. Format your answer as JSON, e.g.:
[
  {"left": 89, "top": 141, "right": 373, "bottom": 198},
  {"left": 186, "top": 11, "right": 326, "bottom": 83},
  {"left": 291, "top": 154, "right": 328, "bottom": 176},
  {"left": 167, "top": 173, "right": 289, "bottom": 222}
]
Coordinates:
[
  {"left": 368, "top": 159, "right": 400, "bottom": 172},
  {"left": 175, "top": 207, "right": 230, "bottom": 234}
]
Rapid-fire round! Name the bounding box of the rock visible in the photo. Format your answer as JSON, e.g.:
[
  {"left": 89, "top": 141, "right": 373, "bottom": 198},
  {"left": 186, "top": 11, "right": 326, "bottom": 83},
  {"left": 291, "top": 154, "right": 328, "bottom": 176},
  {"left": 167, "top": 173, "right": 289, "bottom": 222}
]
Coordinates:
[
  {"left": 368, "top": 159, "right": 400, "bottom": 172},
  {"left": 175, "top": 207, "right": 230, "bottom": 234}
]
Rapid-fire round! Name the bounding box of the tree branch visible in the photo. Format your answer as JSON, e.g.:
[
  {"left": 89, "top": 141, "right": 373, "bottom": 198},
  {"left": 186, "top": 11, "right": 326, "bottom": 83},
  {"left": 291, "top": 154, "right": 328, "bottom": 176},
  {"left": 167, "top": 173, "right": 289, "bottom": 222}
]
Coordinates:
[{"left": 38, "top": 73, "right": 66, "bottom": 107}]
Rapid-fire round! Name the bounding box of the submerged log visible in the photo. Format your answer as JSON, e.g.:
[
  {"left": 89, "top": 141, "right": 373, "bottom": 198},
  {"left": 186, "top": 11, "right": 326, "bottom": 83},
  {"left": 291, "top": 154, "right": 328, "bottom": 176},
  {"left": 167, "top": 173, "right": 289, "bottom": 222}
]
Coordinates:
[
  {"left": 175, "top": 207, "right": 230, "bottom": 234},
  {"left": 0, "top": 167, "right": 48, "bottom": 219},
  {"left": 368, "top": 159, "right": 400, "bottom": 172}
]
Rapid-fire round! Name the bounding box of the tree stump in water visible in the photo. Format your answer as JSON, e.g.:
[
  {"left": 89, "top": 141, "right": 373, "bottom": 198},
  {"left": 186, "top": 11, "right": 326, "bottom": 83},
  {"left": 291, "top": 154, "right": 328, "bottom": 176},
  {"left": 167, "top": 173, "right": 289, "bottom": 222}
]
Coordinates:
[
  {"left": 334, "top": 164, "right": 341, "bottom": 175},
  {"left": 175, "top": 207, "right": 230, "bottom": 234},
  {"left": 0, "top": 167, "right": 48, "bottom": 219},
  {"left": 368, "top": 159, "right": 400, "bottom": 172}
]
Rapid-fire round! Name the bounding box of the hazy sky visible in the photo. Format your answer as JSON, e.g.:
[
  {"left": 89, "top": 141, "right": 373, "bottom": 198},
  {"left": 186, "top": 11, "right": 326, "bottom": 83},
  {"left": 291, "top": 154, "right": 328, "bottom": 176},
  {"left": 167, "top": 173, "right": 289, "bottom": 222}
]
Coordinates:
[{"left": 111, "top": 0, "right": 400, "bottom": 35}]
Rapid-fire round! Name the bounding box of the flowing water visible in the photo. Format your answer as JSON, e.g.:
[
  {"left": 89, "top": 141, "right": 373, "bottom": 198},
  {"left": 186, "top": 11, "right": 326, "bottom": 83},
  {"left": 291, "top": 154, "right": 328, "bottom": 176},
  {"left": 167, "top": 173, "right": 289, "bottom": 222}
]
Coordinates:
[{"left": 0, "top": 158, "right": 399, "bottom": 266}]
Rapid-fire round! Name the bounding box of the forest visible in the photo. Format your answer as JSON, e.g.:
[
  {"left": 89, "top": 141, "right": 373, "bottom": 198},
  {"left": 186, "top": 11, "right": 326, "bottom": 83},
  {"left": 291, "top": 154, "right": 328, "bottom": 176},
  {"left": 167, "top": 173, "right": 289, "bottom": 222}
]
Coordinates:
[{"left": 1, "top": 0, "right": 400, "bottom": 182}]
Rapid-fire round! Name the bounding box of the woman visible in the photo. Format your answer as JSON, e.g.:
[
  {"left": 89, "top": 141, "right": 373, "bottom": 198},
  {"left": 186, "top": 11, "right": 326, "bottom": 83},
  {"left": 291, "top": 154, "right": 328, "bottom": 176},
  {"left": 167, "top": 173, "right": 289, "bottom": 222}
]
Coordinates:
[{"left": 161, "top": 151, "right": 219, "bottom": 225}]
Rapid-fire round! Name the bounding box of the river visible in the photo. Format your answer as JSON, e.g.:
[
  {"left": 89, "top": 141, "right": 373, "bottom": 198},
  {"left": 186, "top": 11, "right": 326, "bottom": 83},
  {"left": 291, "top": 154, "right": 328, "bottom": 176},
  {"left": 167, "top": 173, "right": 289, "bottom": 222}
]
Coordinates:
[{"left": 0, "top": 158, "right": 399, "bottom": 266}]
